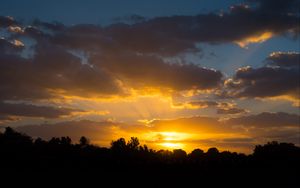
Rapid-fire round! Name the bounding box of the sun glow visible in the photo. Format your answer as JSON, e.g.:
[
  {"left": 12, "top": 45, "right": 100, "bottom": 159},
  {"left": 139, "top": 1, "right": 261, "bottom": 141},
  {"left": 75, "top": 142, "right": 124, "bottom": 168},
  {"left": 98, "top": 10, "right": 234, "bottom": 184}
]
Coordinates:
[
  {"left": 143, "top": 131, "right": 193, "bottom": 150},
  {"left": 159, "top": 142, "right": 184, "bottom": 149},
  {"left": 158, "top": 132, "right": 191, "bottom": 141}
]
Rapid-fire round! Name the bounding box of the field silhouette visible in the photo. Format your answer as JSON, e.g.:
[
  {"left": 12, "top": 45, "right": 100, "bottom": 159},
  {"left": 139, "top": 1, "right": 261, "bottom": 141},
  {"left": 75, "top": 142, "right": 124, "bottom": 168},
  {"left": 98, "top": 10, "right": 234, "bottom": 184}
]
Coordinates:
[{"left": 0, "top": 127, "right": 299, "bottom": 187}]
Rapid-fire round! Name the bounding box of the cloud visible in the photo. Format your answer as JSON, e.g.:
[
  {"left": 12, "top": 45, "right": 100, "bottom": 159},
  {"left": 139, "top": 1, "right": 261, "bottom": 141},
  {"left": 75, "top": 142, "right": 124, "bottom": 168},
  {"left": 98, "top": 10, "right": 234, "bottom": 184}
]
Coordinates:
[
  {"left": 0, "top": 38, "right": 24, "bottom": 54},
  {"left": 103, "top": 0, "right": 298, "bottom": 52},
  {"left": 226, "top": 67, "right": 299, "bottom": 99},
  {"left": 0, "top": 0, "right": 298, "bottom": 104},
  {"left": 92, "top": 52, "right": 223, "bottom": 91},
  {"left": 0, "top": 16, "right": 17, "bottom": 28},
  {"left": 0, "top": 1, "right": 299, "bottom": 133},
  {"left": 0, "top": 115, "right": 19, "bottom": 121},
  {"left": 217, "top": 107, "right": 247, "bottom": 115},
  {"left": 225, "top": 52, "right": 300, "bottom": 105},
  {"left": 173, "top": 100, "right": 247, "bottom": 114},
  {"left": 7, "top": 26, "right": 23, "bottom": 34},
  {"left": 188, "top": 101, "right": 219, "bottom": 108},
  {"left": 248, "top": 0, "right": 300, "bottom": 14},
  {"left": 33, "top": 19, "right": 65, "bottom": 32},
  {"left": 149, "top": 116, "right": 237, "bottom": 133},
  {"left": 35, "top": 0, "right": 299, "bottom": 55},
  {"left": 179, "top": 100, "right": 218, "bottom": 109},
  {"left": 266, "top": 52, "right": 300, "bottom": 68},
  {"left": 0, "top": 42, "right": 123, "bottom": 101},
  {"left": 51, "top": 25, "right": 223, "bottom": 90},
  {"left": 225, "top": 112, "right": 300, "bottom": 128},
  {"left": 0, "top": 101, "right": 82, "bottom": 119}
]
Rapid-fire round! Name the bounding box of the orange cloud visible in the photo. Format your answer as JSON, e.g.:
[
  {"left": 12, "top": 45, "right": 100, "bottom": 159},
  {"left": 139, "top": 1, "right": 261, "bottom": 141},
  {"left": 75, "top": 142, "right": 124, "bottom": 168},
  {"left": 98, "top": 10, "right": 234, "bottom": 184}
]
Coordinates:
[{"left": 235, "top": 31, "right": 273, "bottom": 48}]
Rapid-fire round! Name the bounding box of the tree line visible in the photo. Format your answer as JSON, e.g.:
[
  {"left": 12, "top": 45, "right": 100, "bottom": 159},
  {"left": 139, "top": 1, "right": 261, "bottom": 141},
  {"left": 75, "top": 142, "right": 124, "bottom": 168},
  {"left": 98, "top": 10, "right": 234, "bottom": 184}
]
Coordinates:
[{"left": 0, "top": 127, "right": 299, "bottom": 186}]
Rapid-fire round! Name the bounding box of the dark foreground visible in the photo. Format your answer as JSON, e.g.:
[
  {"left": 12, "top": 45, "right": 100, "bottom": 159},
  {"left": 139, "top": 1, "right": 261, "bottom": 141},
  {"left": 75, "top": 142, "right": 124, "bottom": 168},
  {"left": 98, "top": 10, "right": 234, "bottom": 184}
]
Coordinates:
[{"left": 1, "top": 127, "right": 299, "bottom": 187}]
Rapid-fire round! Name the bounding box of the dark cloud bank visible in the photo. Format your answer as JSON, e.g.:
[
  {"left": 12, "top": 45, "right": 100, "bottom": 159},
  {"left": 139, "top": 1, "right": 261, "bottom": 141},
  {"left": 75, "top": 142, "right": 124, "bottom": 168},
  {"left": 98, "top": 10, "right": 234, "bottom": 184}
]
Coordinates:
[{"left": 0, "top": 0, "right": 299, "bottom": 122}]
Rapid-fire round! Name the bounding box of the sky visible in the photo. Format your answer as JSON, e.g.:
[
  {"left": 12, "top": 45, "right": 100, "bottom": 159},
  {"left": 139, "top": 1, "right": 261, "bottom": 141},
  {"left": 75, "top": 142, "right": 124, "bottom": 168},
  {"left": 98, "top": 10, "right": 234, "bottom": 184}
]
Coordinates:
[{"left": 0, "top": 0, "right": 299, "bottom": 153}]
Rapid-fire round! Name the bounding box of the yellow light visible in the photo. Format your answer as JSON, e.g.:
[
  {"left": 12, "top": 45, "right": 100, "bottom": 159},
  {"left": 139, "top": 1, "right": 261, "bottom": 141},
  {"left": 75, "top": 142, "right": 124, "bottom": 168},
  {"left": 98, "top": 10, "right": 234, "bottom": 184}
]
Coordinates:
[
  {"left": 159, "top": 132, "right": 189, "bottom": 141},
  {"left": 159, "top": 142, "right": 184, "bottom": 149},
  {"left": 142, "top": 131, "right": 192, "bottom": 150}
]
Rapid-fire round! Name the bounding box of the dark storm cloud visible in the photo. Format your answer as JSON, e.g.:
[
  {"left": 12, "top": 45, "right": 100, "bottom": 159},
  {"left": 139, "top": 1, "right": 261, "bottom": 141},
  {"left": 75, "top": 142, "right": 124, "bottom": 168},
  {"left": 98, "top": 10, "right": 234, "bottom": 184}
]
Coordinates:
[
  {"left": 225, "top": 52, "right": 300, "bottom": 100},
  {"left": 225, "top": 112, "right": 300, "bottom": 128},
  {"left": 0, "top": 102, "right": 82, "bottom": 118}
]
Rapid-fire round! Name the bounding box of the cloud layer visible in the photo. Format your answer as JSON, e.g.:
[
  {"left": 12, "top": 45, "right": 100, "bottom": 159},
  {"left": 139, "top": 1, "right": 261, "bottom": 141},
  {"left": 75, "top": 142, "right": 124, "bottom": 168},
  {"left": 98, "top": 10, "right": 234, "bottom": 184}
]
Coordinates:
[
  {"left": 225, "top": 52, "right": 300, "bottom": 105},
  {"left": 0, "top": 0, "right": 299, "bottom": 150},
  {"left": 0, "top": 101, "right": 82, "bottom": 119}
]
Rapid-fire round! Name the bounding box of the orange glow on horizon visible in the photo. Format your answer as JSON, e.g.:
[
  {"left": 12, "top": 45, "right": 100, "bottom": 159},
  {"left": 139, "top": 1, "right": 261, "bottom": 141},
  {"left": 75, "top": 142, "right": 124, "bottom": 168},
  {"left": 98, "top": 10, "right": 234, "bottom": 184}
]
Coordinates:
[
  {"left": 141, "top": 131, "right": 193, "bottom": 150},
  {"left": 158, "top": 142, "right": 184, "bottom": 149}
]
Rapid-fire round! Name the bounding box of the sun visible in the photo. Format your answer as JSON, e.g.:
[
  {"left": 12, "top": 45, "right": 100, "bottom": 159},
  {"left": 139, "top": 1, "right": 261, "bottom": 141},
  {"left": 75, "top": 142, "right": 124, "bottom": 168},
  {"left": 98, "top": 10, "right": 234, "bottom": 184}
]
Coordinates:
[
  {"left": 159, "top": 142, "right": 184, "bottom": 149},
  {"left": 141, "top": 131, "right": 195, "bottom": 150},
  {"left": 153, "top": 131, "right": 191, "bottom": 150},
  {"left": 159, "top": 132, "right": 191, "bottom": 140}
]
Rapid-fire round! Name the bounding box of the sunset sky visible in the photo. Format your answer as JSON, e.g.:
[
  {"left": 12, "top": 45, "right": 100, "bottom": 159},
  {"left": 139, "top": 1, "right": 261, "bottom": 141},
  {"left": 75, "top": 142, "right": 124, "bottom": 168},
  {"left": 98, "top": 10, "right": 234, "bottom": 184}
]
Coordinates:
[{"left": 0, "top": 0, "right": 299, "bottom": 153}]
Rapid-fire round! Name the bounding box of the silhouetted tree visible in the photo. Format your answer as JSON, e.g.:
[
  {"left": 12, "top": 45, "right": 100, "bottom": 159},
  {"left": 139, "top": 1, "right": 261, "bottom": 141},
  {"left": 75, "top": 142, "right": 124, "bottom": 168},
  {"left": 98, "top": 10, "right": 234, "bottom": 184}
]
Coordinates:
[
  {"left": 189, "top": 148, "right": 204, "bottom": 162},
  {"left": 127, "top": 137, "right": 140, "bottom": 150},
  {"left": 190, "top": 148, "right": 204, "bottom": 157},
  {"left": 34, "top": 137, "right": 47, "bottom": 145},
  {"left": 0, "top": 127, "right": 32, "bottom": 147},
  {"left": 253, "top": 141, "right": 300, "bottom": 165},
  {"left": 0, "top": 126, "right": 299, "bottom": 187},
  {"left": 61, "top": 136, "right": 72, "bottom": 145},
  {"left": 207, "top": 147, "right": 219, "bottom": 156},
  {"left": 79, "top": 136, "right": 90, "bottom": 146},
  {"left": 139, "top": 144, "right": 149, "bottom": 152},
  {"left": 111, "top": 138, "right": 127, "bottom": 152},
  {"left": 173, "top": 149, "right": 187, "bottom": 161},
  {"left": 49, "top": 137, "right": 61, "bottom": 145}
]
